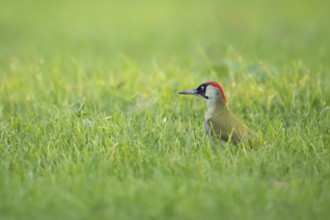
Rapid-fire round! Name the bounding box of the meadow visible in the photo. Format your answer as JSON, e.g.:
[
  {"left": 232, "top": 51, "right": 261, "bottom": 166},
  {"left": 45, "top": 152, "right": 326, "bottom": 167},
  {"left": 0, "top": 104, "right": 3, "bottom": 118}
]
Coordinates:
[{"left": 0, "top": 0, "right": 329, "bottom": 219}]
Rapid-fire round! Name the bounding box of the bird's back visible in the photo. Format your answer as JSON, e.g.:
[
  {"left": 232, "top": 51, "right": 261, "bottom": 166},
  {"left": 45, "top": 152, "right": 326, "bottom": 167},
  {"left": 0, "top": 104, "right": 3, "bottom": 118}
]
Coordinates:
[{"left": 204, "top": 110, "right": 254, "bottom": 144}]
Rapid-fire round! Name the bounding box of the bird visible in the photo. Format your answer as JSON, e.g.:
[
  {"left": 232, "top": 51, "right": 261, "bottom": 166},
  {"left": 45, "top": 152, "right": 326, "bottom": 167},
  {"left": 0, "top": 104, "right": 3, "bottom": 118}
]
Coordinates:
[{"left": 179, "top": 81, "right": 255, "bottom": 144}]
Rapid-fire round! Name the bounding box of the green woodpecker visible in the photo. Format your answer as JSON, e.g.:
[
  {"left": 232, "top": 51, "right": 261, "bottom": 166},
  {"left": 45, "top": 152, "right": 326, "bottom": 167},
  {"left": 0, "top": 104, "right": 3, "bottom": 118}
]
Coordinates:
[{"left": 179, "top": 81, "right": 255, "bottom": 144}]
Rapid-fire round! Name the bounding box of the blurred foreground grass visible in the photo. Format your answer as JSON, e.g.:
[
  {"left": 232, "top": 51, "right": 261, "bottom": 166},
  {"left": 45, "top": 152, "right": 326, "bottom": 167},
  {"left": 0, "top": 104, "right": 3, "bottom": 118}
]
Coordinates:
[{"left": 0, "top": 0, "right": 329, "bottom": 219}]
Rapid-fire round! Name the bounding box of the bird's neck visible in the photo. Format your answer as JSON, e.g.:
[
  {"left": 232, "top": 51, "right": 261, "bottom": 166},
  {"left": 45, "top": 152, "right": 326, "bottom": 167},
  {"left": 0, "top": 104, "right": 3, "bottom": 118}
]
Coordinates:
[
  {"left": 205, "top": 86, "right": 229, "bottom": 118},
  {"left": 206, "top": 96, "right": 229, "bottom": 118}
]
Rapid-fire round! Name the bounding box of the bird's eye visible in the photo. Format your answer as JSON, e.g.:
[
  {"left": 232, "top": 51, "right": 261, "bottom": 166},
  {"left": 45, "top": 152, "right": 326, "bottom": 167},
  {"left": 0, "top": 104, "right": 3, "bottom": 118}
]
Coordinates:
[{"left": 200, "top": 86, "right": 205, "bottom": 91}]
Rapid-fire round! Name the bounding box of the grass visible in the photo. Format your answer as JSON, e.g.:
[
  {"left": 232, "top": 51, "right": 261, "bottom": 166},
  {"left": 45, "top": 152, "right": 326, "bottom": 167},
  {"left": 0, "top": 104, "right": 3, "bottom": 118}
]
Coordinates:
[{"left": 0, "top": 0, "right": 329, "bottom": 219}]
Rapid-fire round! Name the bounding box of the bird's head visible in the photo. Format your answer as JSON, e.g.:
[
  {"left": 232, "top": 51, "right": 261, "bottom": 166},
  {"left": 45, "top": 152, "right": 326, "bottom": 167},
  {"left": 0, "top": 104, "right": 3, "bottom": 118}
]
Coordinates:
[{"left": 179, "top": 81, "right": 227, "bottom": 103}]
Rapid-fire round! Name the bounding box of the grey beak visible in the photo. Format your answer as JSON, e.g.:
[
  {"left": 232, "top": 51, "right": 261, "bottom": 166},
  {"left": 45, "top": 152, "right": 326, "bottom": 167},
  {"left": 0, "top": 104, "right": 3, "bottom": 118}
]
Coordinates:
[{"left": 178, "top": 89, "right": 199, "bottom": 95}]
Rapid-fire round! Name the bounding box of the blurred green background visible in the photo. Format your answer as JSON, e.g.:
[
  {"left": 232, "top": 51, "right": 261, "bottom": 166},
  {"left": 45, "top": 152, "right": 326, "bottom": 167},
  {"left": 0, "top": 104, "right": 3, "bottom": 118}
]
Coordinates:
[{"left": 1, "top": 0, "right": 329, "bottom": 65}]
